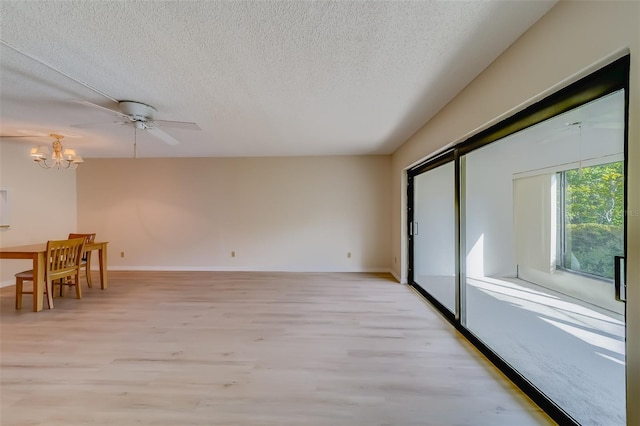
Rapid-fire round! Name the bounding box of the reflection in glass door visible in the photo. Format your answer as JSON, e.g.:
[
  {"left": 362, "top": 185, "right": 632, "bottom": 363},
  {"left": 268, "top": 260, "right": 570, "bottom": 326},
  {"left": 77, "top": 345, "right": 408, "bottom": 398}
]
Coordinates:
[
  {"left": 462, "top": 90, "right": 626, "bottom": 425},
  {"left": 410, "top": 161, "right": 456, "bottom": 314}
]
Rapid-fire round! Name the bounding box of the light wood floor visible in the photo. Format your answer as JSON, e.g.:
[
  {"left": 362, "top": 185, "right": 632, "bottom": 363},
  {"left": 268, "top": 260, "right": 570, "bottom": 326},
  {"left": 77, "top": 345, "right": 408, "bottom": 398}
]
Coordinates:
[{"left": 0, "top": 271, "right": 555, "bottom": 425}]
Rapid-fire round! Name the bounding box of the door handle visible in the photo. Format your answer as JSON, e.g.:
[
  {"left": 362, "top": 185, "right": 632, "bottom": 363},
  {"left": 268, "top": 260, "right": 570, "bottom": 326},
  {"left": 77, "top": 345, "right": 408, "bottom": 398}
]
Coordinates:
[
  {"left": 409, "top": 222, "right": 419, "bottom": 236},
  {"left": 614, "top": 256, "right": 626, "bottom": 302}
]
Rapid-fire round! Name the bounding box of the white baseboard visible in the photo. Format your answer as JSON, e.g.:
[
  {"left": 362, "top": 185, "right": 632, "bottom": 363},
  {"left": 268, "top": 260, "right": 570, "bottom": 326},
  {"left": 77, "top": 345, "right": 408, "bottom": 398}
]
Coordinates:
[
  {"left": 1, "top": 268, "right": 394, "bottom": 288},
  {"left": 105, "top": 266, "right": 393, "bottom": 273}
]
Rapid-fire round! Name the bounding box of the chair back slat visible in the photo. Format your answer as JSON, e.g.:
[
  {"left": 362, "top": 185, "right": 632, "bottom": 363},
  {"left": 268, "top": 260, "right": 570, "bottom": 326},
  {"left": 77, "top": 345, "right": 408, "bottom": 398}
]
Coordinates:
[
  {"left": 68, "top": 233, "right": 96, "bottom": 261},
  {"left": 46, "top": 238, "right": 85, "bottom": 281}
]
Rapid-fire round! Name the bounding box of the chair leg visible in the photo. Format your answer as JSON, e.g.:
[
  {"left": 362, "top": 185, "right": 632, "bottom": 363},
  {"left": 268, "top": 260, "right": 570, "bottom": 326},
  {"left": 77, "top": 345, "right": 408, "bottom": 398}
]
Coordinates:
[
  {"left": 85, "top": 257, "right": 93, "bottom": 288},
  {"left": 85, "top": 268, "right": 93, "bottom": 288},
  {"left": 45, "top": 280, "right": 54, "bottom": 309},
  {"left": 15, "top": 277, "right": 24, "bottom": 310},
  {"left": 75, "top": 273, "right": 82, "bottom": 299}
]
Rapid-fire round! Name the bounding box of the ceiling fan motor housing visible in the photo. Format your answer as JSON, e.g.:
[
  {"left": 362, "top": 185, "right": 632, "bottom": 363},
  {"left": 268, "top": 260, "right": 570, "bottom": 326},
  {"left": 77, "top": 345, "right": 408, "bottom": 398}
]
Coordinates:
[{"left": 119, "top": 101, "right": 157, "bottom": 122}]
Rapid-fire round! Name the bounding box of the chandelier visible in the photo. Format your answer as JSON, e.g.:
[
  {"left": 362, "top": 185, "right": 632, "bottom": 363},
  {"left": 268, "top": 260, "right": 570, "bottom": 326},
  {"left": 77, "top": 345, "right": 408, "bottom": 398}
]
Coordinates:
[{"left": 29, "top": 134, "right": 84, "bottom": 169}]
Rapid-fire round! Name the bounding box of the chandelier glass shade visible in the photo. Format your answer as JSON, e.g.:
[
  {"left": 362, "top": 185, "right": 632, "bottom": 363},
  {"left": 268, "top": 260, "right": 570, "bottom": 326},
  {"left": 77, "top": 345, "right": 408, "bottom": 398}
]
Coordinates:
[{"left": 30, "top": 134, "right": 84, "bottom": 169}]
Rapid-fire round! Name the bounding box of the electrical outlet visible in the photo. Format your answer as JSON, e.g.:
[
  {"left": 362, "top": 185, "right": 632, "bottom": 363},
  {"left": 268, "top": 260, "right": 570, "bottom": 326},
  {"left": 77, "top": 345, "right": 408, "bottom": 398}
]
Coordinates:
[
  {"left": 120, "top": 251, "right": 125, "bottom": 258},
  {"left": 231, "top": 251, "right": 236, "bottom": 257}
]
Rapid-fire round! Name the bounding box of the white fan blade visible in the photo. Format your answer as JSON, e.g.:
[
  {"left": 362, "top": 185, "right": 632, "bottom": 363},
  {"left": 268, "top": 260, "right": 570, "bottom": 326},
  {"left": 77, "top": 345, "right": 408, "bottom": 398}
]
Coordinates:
[
  {"left": 154, "top": 120, "right": 201, "bottom": 130},
  {"left": 147, "top": 127, "right": 181, "bottom": 145},
  {"left": 70, "top": 120, "right": 129, "bottom": 129},
  {"left": 71, "top": 100, "right": 127, "bottom": 118},
  {"left": 0, "top": 130, "right": 49, "bottom": 138}
]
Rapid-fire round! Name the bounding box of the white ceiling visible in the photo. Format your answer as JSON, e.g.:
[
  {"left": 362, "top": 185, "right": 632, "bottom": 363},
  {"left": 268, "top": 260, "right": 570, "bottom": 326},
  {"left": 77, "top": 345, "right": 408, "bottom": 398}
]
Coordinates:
[{"left": 0, "top": 1, "right": 556, "bottom": 159}]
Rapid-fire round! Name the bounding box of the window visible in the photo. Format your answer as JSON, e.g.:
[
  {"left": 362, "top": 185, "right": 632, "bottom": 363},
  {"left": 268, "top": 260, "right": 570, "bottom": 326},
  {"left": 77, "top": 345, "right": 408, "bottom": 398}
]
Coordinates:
[{"left": 557, "top": 161, "right": 624, "bottom": 280}]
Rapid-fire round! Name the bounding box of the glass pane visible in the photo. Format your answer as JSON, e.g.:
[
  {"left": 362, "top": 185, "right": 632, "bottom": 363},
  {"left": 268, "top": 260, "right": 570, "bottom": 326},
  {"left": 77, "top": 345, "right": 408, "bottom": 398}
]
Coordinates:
[
  {"left": 562, "top": 162, "right": 624, "bottom": 279},
  {"left": 463, "top": 90, "right": 626, "bottom": 425},
  {"left": 413, "top": 162, "right": 456, "bottom": 313}
]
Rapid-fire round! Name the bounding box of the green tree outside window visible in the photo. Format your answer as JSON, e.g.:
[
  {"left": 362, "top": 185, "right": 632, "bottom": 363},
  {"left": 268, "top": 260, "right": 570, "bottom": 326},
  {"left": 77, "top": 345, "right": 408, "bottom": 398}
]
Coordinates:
[{"left": 562, "top": 161, "right": 624, "bottom": 280}]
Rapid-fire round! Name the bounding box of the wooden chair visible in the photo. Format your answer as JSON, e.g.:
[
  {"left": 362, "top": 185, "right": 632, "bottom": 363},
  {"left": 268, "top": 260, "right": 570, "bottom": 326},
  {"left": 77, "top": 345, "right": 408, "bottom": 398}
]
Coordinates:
[
  {"left": 15, "top": 237, "right": 86, "bottom": 310},
  {"left": 68, "top": 233, "right": 96, "bottom": 288}
]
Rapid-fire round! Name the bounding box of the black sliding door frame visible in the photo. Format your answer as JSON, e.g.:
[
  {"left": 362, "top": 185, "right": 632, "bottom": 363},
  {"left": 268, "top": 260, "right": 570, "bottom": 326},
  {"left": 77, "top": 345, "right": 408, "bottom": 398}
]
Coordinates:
[{"left": 406, "top": 54, "right": 630, "bottom": 426}]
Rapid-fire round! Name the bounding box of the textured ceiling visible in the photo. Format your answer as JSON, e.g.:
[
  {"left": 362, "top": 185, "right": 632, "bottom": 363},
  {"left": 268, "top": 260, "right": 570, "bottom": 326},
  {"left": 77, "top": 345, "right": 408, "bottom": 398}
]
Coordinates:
[{"left": 0, "top": 1, "right": 556, "bottom": 158}]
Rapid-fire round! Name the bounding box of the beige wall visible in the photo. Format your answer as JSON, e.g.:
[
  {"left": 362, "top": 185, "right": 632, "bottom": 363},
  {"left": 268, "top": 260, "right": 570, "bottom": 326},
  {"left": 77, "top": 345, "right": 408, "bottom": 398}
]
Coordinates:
[
  {"left": 0, "top": 140, "right": 78, "bottom": 285},
  {"left": 77, "top": 156, "right": 390, "bottom": 272},
  {"left": 390, "top": 1, "right": 639, "bottom": 422}
]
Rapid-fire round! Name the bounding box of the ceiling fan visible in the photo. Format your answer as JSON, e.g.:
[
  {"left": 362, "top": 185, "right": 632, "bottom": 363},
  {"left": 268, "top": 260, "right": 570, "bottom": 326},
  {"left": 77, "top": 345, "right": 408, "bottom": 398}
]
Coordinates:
[
  {"left": 0, "top": 42, "right": 200, "bottom": 147},
  {"left": 72, "top": 100, "right": 200, "bottom": 146}
]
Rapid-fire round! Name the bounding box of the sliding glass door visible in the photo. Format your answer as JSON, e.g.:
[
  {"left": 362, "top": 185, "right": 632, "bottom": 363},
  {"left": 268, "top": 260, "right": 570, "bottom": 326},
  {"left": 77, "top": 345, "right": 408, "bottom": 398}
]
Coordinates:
[
  {"left": 462, "top": 90, "right": 626, "bottom": 425},
  {"left": 409, "top": 159, "right": 456, "bottom": 316},
  {"left": 407, "top": 56, "right": 629, "bottom": 425}
]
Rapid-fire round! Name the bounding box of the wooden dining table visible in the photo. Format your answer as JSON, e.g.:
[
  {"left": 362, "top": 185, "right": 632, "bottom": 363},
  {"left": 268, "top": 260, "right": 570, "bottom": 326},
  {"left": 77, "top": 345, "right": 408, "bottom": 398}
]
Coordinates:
[{"left": 0, "top": 241, "right": 108, "bottom": 312}]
